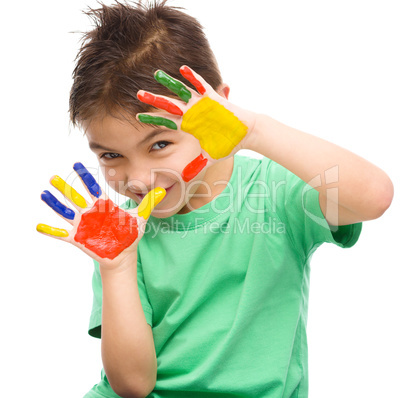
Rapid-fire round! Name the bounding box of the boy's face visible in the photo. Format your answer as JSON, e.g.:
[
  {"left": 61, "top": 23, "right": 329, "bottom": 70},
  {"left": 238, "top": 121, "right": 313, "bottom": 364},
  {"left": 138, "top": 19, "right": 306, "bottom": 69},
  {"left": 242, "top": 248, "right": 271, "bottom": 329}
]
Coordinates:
[{"left": 84, "top": 114, "right": 209, "bottom": 218}]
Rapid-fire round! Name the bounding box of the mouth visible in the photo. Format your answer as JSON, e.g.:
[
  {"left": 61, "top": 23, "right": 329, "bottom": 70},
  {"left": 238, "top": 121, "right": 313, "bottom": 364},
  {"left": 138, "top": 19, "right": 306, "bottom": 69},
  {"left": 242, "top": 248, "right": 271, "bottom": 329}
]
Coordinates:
[{"left": 135, "top": 183, "right": 175, "bottom": 202}]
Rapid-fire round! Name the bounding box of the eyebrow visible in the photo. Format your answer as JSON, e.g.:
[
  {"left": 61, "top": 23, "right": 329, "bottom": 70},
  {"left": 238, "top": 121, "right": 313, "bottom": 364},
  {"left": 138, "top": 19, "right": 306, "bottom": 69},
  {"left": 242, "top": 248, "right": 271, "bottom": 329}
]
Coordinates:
[
  {"left": 138, "top": 128, "right": 169, "bottom": 146},
  {"left": 89, "top": 129, "right": 169, "bottom": 153},
  {"left": 88, "top": 142, "right": 118, "bottom": 152}
]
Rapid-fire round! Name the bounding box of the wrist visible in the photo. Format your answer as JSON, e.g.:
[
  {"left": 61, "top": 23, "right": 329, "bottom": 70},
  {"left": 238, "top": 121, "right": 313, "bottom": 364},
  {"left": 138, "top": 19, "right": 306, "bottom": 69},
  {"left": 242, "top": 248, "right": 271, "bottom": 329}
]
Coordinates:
[
  {"left": 241, "top": 112, "right": 266, "bottom": 152},
  {"left": 99, "top": 249, "right": 138, "bottom": 278},
  {"left": 99, "top": 264, "right": 138, "bottom": 293}
]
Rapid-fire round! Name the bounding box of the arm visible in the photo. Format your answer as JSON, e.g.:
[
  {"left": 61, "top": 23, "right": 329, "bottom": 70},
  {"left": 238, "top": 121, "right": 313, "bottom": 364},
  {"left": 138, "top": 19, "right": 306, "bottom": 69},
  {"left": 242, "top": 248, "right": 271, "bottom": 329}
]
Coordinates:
[
  {"left": 244, "top": 114, "right": 394, "bottom": 225},
  {"left": 37, "top": 163, "right": 165, "bottom": 398},
  {"left": 136, "top": 66, "right": 394, "bottom": 226},
  {"left": 100, "top": 255, "right": 157, "bottom": 398}
]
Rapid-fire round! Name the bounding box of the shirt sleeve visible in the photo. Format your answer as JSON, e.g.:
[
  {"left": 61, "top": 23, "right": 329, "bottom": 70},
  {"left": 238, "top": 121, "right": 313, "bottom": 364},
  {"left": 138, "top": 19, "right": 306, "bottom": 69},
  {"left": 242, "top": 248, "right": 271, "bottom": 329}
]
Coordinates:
[{"left": 264, "top": 158, "right": 362, "bottom": 261}]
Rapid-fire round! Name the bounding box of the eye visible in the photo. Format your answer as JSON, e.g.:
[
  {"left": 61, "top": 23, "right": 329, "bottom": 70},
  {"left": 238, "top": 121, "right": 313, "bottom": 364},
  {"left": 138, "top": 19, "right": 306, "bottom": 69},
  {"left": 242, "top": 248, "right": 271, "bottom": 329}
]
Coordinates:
[
  {"left": 151, "top": 141, "right": 171, "bottom": 151},
  {"left": 100, "top": 152, "right": 122, "bottom": 159}
]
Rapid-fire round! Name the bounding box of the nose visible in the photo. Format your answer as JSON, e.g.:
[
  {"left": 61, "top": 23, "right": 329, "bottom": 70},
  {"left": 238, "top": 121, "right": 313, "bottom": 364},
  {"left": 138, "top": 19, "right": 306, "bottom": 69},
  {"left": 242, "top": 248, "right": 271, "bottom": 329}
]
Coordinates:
[{"left": 125, "top": 163, "right": 156, "bottom": 194}]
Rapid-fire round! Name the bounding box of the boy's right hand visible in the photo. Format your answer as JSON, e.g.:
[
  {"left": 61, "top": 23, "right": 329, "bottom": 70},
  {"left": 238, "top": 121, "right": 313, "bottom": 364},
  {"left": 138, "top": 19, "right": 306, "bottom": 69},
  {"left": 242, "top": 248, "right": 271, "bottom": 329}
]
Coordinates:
[{"left": 37, "top": 162, "right": 166, "bottom": 271}]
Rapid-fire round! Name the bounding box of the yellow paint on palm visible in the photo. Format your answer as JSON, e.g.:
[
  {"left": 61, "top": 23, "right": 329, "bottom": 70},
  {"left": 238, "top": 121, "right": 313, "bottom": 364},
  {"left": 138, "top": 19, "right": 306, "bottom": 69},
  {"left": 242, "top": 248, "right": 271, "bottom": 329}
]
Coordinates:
[
  {"left": 36, "top": 223, "right": 69, "bottom": 237},
  {"left": 137, "top": 187, "right": 167, "bottom": 219},
  {"left": 181, "top": 97, "right": 248, "bottom": 159},
  {"left": 51, "top": 176, "right": 87, "bottom": 208}
]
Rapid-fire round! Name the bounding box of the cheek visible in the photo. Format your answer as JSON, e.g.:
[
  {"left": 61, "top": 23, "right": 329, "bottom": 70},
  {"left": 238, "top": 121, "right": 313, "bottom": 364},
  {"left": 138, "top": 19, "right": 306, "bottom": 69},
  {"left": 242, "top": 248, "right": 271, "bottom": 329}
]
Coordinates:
[
  {"left": 185, "top": 172, "right": 208, "bottom": 198},
  {"left": 156, "top": 149, "right": 202, "bottom": 181},
  {"left": 101, "top": 168, "right": 127, "bottom": 194},
  {"left": 171, "top": 134, "right": 204, "bottom": 170}
]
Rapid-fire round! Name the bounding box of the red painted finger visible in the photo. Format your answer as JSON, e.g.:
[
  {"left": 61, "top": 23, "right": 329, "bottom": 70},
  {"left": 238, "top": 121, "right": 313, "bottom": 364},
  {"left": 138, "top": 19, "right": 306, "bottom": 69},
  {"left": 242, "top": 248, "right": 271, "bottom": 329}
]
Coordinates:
[
  {"left": 137, "top": 91, "right": 183, "bottom": 116},
  {"left": 180, "top": 66, "right": 207, "bottom": 95}
]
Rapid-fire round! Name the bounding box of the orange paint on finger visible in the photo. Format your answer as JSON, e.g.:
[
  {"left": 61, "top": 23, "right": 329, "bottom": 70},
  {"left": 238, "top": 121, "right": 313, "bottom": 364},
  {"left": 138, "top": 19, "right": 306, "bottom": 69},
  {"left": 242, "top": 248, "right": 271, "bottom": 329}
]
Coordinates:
[
  {"left": 74, "top": 199, "right": 138, "bottom": 260},
  {"left": 180, "top": 66, "right": 206, "bottom": 95},
  {"left": 181, "top": 154, "right": 208, "bottom": 182},
  {"left": 137, "top": 91, "right": 183, "bottom": 116}
]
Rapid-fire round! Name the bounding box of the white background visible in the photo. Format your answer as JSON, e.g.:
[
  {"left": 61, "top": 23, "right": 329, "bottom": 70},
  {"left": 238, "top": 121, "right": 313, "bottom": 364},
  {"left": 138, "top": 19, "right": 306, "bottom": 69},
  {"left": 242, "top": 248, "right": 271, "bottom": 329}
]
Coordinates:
[{"left": 1, "top": 0, "right": 401, "bottom": 396}]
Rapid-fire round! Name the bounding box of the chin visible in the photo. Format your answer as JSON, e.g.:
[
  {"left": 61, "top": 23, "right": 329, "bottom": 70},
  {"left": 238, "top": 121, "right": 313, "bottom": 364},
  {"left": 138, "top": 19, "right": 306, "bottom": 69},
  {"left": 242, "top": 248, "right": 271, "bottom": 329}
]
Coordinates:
[{"left": 148, "top": 208, "right": 179, "bottom": 219}]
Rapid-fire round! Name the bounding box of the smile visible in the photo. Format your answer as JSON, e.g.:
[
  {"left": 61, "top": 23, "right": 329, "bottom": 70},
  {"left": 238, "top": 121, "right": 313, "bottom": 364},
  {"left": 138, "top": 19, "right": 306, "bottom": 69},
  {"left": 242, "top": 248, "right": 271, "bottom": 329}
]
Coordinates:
[{"left": 135, "top": 183, "right": 176, "bottom": 202}]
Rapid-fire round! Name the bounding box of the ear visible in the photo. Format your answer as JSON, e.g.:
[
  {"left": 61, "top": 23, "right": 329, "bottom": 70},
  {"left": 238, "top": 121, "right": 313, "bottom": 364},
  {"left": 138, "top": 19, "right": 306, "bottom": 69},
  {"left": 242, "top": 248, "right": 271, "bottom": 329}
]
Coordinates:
[{"left": 217, "top": 83, "right": 230, "bottom": 100}]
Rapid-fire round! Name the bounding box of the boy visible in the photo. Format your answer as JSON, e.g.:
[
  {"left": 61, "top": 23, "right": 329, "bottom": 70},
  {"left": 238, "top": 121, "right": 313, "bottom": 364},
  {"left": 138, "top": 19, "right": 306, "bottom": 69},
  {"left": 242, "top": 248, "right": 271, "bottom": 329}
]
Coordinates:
[{"left": 37, "top": 1, "right": 393, "bottom": 397}]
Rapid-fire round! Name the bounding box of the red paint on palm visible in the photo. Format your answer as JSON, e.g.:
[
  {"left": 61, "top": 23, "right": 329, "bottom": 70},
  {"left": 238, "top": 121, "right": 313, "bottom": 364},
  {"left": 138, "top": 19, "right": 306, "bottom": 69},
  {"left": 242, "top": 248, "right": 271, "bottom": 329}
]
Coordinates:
[
  {"left": 180, "top": 66, "right": 206, "bottom": 95},
  {"left": 181, "top": 154, "right": 208, "bottom": 182},
  {"left": 137, "top": 91, "right": 183, "bottom": 116},
  {"left": 74, "top": 199, "right": 138, "bottom": 259}
]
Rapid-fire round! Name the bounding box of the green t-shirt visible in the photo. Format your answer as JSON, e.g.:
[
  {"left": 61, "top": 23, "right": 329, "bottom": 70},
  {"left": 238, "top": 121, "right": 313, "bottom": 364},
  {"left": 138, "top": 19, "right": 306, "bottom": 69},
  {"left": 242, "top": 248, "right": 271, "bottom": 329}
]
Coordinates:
[{"left": 85, "top": 154, "right": 362, "bottom": 398}]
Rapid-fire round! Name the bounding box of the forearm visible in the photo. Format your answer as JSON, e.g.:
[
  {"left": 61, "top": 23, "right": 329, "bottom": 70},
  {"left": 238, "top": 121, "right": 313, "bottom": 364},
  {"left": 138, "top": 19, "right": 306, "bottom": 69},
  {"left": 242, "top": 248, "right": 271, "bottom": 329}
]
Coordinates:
[
  {"left": 244, "top": 114, "right": 393, "bottom": 224},
  {"left": 100, "top": 258, "right": 156, "bottom": 398}
]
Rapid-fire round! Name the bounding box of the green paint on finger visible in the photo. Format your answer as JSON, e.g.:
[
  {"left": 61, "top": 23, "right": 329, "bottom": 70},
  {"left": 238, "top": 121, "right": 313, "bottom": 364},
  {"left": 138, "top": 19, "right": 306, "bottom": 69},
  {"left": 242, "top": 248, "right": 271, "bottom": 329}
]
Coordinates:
[
  {"left": 138, "top": 114, "right": 177, "bottom": 130},
  {"left": 155, "top": 70, "right": 192, "bottom": 103}
]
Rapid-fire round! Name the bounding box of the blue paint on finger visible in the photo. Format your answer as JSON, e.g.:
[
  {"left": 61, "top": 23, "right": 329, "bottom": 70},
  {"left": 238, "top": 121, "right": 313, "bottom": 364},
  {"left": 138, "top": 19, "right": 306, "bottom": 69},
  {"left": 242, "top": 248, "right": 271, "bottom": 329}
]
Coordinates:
[
  {"left": 41, "top": 190, "right": 75, "bottom": 220},
  {"left": 73, "top": 162, "right": 102, "bottom": 198}
]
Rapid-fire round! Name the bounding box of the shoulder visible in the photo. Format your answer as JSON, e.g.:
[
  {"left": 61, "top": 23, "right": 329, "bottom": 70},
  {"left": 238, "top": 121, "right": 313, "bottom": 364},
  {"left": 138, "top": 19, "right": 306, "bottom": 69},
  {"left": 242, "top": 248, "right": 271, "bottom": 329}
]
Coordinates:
[
  {"left": 234, "top": 152, "right": 292, "bottom": 185},
  {"left": 233, "top": 152, "right": 268, "bottom": 179}
]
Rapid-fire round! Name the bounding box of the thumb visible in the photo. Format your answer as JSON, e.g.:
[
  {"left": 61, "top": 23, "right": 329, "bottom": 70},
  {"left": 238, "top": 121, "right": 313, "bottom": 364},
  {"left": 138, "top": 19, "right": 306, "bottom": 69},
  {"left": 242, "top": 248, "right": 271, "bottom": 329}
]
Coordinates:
[{"left": 137, "top": 187, "right": 167, "bottom": 220}]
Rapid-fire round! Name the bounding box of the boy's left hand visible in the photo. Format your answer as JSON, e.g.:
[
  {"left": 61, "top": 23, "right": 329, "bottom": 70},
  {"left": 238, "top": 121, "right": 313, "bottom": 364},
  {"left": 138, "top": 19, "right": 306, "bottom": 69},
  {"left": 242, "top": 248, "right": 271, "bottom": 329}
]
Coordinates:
[{"left": 136, "top": 66, "right": 257, "bottom": 179}]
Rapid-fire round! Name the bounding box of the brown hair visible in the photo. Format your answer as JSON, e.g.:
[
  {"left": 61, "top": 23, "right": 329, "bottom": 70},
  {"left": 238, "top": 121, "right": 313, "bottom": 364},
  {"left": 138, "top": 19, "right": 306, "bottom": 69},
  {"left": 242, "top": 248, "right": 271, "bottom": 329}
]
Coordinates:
[{"left": 69, "top": 0, "right": 222, "bottom": 127}]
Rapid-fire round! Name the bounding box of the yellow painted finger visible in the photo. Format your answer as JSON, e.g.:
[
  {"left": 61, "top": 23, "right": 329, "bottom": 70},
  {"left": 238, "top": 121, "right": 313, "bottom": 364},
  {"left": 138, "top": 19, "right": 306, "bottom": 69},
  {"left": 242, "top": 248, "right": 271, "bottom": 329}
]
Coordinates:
[
  {"left": 36, "top": 223, "right": 69, "bottom": 237},
  {"left": 137, "top": 187, "right": 166, "bottom": 220},
  {"left": 51, "top": 175, "right": 87, "bottom": 208}
]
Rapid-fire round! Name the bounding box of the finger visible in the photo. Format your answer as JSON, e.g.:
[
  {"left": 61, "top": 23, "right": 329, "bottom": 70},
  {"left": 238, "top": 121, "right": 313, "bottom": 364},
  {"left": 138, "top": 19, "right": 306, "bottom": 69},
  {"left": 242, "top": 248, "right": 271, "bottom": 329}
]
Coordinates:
[
  {"left": 180, "top": 65, "right": 207, "bottom": 95},
  {"left": 137, "top": 187, "right": 166, "bottom": 220},
  {"left": 137, "top": 114, "right": 178, "bottom": 130},
  {"left": 137, "top": 90, "right": 183, "bottom": 116},
  {"left": 181, "top": 153, "right": 209, "bottom": 182},
  {"left": 41, "top": 190, "right": 75, "bottom": 223},
  {"left": 50, "top": 175, "right": 88, "bottom": 209},
  {"left": 154, "top": 70, "right": 192, "bottom": 103},
  {"left": 36, "top": 223, "right": 69, "bottom": 238},
  {"left": 73, "top": 162, "right": 102, "bottom": 198}
]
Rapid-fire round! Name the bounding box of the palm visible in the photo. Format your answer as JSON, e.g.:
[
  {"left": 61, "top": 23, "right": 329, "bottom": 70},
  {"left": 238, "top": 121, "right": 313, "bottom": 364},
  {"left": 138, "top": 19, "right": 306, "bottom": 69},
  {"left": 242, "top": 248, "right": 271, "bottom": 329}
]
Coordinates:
[
  {"left": 136, "top": 66, "right": 256, "bottom": 180},
  {"left": 37, "top": 163, "right": 165, "bottom": 266}
]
